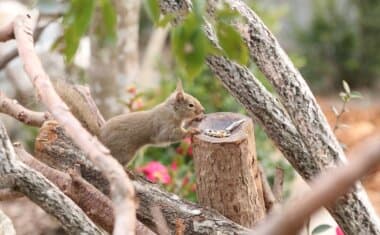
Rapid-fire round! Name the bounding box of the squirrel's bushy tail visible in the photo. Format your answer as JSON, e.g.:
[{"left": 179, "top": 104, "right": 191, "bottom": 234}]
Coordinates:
[{"left": 53, "top": 79, "right": 105, "bottom": 136}]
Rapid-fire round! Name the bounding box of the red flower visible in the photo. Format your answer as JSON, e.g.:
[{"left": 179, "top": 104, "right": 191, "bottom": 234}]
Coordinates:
[
  {"left": 336, "top": 227, "right": 345, "bottom": 235},
  {"left": 137, "top": 161, "right": 171, "bottom": 184},
  {"left": 170, "top": 161, "right": 178, "bottom": 171},
  {"left": 183, "top": 137, "right": 192, "bottom": 145},
  {"left": 187, "top": 146, "right": 193, "bottom": 156}
]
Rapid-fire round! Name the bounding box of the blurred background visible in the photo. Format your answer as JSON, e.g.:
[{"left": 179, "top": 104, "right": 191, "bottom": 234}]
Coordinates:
[{"left": 0, "top": 0, "right": 379, "bottom": 234}]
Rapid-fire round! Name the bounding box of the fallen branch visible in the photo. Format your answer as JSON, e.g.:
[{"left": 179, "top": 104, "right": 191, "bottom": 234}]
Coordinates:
[
  {"left": 252, "top": 134, "right": 380, "bottom": 235},
  {"left": 14, "top": 145, "right": 114, "bottom": 233},
  {"left": 34, "top": 120, "right": 250, "bottom": 234},
  {"left": 6, "top": 11, "right": 136, "bottom": 235},
  {"left": 0, "top": 91, "right": 51, "bottom": 126},
  {"left": 0, "top": 122, "right": 103, "bottom": 234}
]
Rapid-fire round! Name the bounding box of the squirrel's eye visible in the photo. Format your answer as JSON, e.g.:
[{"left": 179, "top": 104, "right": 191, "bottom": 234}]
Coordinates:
[{"left": 188, "top": 103, "right": 194, "bottom": 108}]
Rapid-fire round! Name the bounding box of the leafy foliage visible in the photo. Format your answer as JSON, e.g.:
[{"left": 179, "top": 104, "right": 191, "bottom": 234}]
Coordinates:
[
  {"left": 62, "top": 0, "right": 116, "bottom": 62},
  {"left": 295, "top": 0, "right": 380, "bottom": 90}
]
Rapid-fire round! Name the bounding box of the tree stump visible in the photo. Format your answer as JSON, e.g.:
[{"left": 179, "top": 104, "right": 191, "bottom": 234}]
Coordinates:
[{"left": 192, "top": 112, "right": 265, "bottom": 227}]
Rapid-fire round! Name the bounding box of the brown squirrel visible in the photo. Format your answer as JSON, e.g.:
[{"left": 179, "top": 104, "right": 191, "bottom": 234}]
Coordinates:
[{"left": 54, "top": 79, "right": 205, "bottom": 166}]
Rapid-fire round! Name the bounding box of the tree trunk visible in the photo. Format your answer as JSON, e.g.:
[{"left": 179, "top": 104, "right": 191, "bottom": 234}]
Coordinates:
[{"left": 192, "top": 112, "right": 265, "bottom": 227}]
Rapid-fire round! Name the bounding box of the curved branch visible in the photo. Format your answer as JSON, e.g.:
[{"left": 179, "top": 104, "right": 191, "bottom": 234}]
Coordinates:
[
  {"left": 252, "top": 134, "right": 380, "bottom": 235},
  {"left": 9, "top": 11, "right": 136, "bottom": 235}
]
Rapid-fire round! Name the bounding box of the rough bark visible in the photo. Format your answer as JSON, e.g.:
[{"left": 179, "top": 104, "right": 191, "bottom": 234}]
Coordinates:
[
  {"left": 34, "top": 121, "right": 250, "bottom": 235},
  {"left": 221, "top": 1, "right": 380, "bottom": 234},
  {"left": 15, "top": 146, "right": 114, "bottom": 233},
  {"left": 252, "top": 134, "right": 380, "bottom": 235},
  {"left": 192, "top": 112, "right": 265, "bottom": 227},
  {"left": 11, "top": 11, "right": 136, "bottom": 234},
  {"left": 160, "top": 1, "right": 380, "bottom": 234},
  {"left": 0, "top": 122, "right": 103, "bottom": 235}
]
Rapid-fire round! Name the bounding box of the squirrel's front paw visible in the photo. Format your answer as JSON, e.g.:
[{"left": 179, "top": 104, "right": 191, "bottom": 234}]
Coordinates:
[
  {"left": 193, "top": 114, "right": 205, "bottom": 122},
  {"left": 187, "top": 127, "right": 202, "bottom": 136}
]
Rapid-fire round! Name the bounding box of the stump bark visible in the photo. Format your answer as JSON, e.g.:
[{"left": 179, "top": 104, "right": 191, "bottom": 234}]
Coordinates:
[{"left": 192, "top": 112, "right": 266, "bottom": 227}]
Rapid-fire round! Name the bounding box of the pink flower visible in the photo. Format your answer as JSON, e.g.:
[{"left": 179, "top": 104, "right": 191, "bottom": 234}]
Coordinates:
[
  {"left": 336, "top": 227, "right": 345, "bottom": 235},
  {"left": 170, "top": 161, "right": 178, "bottom": 171},
  {"left": 132, "top": 98, "right": 144, "bottom": 110},
  {"left": 126, "top": 85, "right": 137, "bottom": 95},
  {"left": 138, "top": 161, "right": 171, "bottom": 184},
  {"left": 183, "top": 137, "right": 192, "bottom": 145}
]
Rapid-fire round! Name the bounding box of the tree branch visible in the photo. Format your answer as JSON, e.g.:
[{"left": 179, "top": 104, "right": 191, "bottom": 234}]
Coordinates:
[
  {"left": 0, "top": 91, "right": 51, "bottom": 126},
  {"left": 8, "top": 11, "right": 136, "bottom": 235},
  {"left": 34, "top": 120, "right": 250, "bottom": 235},
  {"left": 0, "top": 122, "right": 103, "bottom": 234},
  {"left": 14, "top": 145, "right": 114, "bottom": 233},
  {"left": 252, "top": 134, "right": 380, "bottom": 235},
  {"left": 220, "top": 1, "right": 380, "bottom": 233},
  {"left": 159, "top": 1, "right": 380, "bottom": 234}
]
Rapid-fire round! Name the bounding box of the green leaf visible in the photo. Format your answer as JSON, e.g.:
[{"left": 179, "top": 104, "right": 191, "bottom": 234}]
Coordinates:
[
  {"left": 342, "top": 80, "right": 351, "bottom": 94},
  {"left": 311, "top": 224, "right": 332, "bottom": 235},
  {"left": 98, "top": 0, "right": 117, "bottom": 45},
  {"left": 216, "top": 22, "right": 249, "bottom": 65},
  {"left": 350, "top": 91, "right": 362, "bottom": 99},
  {"left": 215, "top": 7, "right": 240, "bottom": 23},
  {"left": 143, "top": 0, "right": 160, "bottom": 24},
  {"left": 63, "top": 0, "right": 96, "bottom": 62},
  {"left": 171, "top": 13, "right": 208, "bottom": 78},
  {"left": 157, "top": 14, "right": 175, "bottom": 27}
]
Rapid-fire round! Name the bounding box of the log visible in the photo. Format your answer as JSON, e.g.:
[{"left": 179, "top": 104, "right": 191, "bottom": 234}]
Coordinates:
[{"left": 192, "top": 112, "right": 265, "bottom": 227}]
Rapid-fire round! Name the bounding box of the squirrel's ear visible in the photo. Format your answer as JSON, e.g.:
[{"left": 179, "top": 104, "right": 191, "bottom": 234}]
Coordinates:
[
  {"left": 176, "top": 80, "right": 183, "bottom": 92},
  {"left": 176, "top": 89, "right": 184, "bottom": 101}
]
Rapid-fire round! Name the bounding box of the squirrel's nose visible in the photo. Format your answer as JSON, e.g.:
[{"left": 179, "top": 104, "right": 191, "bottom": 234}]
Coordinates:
[{"left": 201, "top": 108, "right": 205, "bottom": 114}]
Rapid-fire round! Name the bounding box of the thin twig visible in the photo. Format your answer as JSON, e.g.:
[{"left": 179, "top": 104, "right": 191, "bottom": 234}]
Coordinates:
[
  {"left": 272, "top": 167, "right": 284, "bottom": 202},
  {"left": 0, "top": 91, "right": 51, "bottom": 126}
]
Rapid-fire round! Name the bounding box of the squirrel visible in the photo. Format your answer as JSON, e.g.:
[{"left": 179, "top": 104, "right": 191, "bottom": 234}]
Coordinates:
[{"left": 54, "top": 79, "right": 205, "bottom": 166}]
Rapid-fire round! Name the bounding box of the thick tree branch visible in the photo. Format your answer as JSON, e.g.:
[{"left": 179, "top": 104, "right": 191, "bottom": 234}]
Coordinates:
[
  {"left": 15, "top": 145, "right": 114, "bottom": 233},
  {"left": 160, "top": 1, "right": 380, "bottom": 234},
  {"left": 0, "top": 122, "right": 103, "bottom": 234},
  {"left": 9, "top": 11, "right": 136, "bottom": 235},
  {"left": 220, "top": 1, "right": 380, "bottom": 233},
  {"left": 252, "top": 134, "right": 380, "bottom": 235},
  {"left": 34, "top": 121, "right": 250, "bottom": 235},
  {"left": 0, "top": 91, "right": 51, "bottom": 126}
]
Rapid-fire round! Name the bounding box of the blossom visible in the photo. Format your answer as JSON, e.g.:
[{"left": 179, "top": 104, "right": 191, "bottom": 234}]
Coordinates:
[
  {"left": 336, "top": 227, "right": 345, "bottom": 235},
  {"left": 138, "top": 161, "right": 171, "bottom": 184},
  {"left": 170, "top": 161, "right": 178, "bottom": 171},
  {"left": 126, "top": 85, "right": 137, "bottom": 95},
  {"left": 132, "top": 98, "right": 144, "bottom": 110}
]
